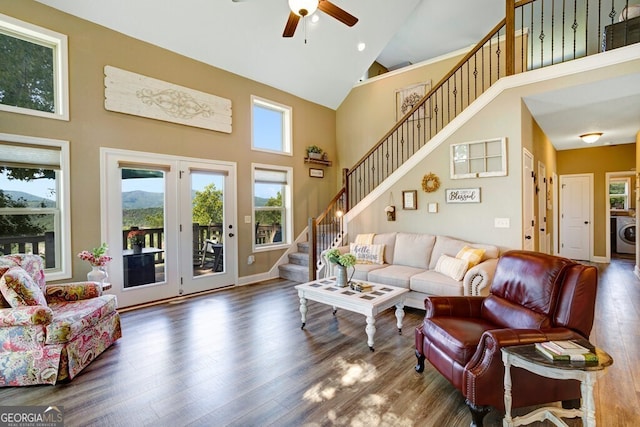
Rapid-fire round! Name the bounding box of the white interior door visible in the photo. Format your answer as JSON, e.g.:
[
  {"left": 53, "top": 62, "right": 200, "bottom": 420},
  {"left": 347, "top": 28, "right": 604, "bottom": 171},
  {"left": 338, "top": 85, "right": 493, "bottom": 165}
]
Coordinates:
[
  {"left": 559, "top": 174, "right": 592, "bottom": 261},
  {"left": 538, "top": 161, "right": 548, "bottom": 254},
  {"left": 102, "top": 149, "right": 236, "bottom": 308},
  {"left": 523, "top": 149, "right": 535, "bottom": 250},
  {"left": 178, "top": 161, "right": 237, "bottom": 294}
]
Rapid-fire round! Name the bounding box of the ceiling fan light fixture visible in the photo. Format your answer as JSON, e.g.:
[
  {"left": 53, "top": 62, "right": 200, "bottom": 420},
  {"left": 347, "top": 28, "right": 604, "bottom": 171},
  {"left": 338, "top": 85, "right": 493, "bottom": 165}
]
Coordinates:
[
  {"left": 580, "top": 132, "right": 603, "bottom": 144},
  {"left": 288, "top": 0, "right": 318, "bottom": 17}
]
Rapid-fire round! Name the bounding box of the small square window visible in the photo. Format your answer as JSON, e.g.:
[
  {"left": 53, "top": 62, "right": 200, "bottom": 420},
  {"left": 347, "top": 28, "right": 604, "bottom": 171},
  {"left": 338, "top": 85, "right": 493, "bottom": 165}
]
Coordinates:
[
  {"left": 450, "top": 138, "right": 507, "bottom": 179},
  {"left": 251, "top": 96, "right": 292, "bottom": 155}
]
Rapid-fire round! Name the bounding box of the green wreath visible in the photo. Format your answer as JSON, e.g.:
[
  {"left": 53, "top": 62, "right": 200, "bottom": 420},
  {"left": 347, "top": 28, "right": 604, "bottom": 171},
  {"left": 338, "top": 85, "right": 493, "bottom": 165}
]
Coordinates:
[{"left": 422, "top": 173, "right": 440, "bottom": 193}]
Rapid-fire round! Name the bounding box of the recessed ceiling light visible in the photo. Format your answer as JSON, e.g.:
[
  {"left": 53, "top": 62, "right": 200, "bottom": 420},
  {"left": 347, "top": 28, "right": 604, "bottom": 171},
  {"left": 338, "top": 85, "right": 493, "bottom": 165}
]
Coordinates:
[{"left": 357, "top": 42, "right": 366, "bottom": 52}]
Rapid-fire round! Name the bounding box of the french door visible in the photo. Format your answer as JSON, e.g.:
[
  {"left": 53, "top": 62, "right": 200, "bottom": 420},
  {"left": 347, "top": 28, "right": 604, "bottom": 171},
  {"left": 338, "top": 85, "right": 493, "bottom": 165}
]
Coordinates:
[{"left": 102, "top": 149, "right": 237, "bottom": 308}]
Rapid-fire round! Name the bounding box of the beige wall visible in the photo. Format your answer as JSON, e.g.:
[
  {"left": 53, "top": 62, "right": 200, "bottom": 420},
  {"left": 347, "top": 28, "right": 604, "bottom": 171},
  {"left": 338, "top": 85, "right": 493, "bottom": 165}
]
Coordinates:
[
  {"left": 336, "top": 51, "right": 466, "bottom": 176},
  {"left": 557, "top": 144, "right": 636, "bottom": 257},
  {"left": 0, "top": 1, "right": 337, "bottom": 281},
  {"left": 337, "top": 45, "right": 640, "bottom": 256},
  {"left": 529, "top": 110, "right": 558, "bottom": 252}
]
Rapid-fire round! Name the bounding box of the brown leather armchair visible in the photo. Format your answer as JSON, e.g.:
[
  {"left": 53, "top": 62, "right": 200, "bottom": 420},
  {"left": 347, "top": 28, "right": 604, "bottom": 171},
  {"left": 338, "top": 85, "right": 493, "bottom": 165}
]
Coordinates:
[{"left": 414, "top": 250, "right": 598, "bottom": 426}]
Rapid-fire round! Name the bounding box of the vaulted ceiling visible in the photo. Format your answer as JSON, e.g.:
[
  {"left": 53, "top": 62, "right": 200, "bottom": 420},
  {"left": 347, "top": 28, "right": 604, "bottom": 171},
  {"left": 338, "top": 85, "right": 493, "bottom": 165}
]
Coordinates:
[{"left": 32, "top": 0, "right": 640, "bottom": 150}]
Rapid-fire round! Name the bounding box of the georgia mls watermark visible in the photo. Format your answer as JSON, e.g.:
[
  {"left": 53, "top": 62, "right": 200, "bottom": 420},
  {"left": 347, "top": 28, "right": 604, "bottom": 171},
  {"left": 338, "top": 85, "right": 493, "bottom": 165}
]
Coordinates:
[{"left": 0, "top": 406, "right": 64, "bottom": 427}]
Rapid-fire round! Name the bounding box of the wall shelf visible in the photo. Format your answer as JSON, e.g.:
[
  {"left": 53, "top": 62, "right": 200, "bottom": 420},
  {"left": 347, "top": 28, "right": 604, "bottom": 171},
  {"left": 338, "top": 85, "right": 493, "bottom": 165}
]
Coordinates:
[{"left": 304, "top": 157, "right": 332, "bottom": 167}]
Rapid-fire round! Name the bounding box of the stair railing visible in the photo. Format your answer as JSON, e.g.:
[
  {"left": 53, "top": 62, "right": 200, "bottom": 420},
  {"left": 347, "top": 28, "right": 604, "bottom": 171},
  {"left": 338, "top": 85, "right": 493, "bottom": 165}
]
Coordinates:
[
  {"left": 308, "top": 0, "right": 633, "bottom": 279},
  {"left": 308, "top": 188, "right": 346, "bottom": 281}
]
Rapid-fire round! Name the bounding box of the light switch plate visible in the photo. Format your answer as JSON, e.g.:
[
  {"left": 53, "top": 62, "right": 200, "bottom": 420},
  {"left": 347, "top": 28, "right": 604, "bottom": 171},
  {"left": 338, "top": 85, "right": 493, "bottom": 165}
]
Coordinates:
[
  {"left": 494, "top": 218, "right": 510, "bottom": 228},
  {"left": 244, "top": 216, "right": 252, "bottom": 224}
]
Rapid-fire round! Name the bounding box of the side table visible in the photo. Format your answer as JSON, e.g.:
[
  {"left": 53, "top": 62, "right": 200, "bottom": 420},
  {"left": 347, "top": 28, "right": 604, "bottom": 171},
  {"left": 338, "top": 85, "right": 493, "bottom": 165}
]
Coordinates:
[{"left": 501, "top": 341, "right": 613, "bottom": 427}]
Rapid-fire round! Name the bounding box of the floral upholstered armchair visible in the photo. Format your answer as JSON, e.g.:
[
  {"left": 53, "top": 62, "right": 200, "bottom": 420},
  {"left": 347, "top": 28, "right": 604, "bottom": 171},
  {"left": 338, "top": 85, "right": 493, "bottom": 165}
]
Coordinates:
[{"left": 0, "top": 254, "right": 122, "bottom": 386}]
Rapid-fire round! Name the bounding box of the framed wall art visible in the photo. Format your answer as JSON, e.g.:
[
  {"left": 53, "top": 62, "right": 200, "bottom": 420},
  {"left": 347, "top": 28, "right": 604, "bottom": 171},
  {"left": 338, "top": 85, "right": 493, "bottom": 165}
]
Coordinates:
[
  {"left": 309, "top": 168, "right": 324, "bottom": 178},
  {"left": 395, "top": 81, "right": 431, "bottom": 121},
  {"left": 445, "top": 188, "right": 481, "bottom": 203},
  {"left": 402, "top": 190, "right": 417, "bottom": 210}
]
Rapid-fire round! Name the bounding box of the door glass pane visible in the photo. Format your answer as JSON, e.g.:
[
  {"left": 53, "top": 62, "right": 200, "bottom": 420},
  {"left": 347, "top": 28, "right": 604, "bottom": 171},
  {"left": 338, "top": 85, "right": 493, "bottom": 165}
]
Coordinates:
[
  {"left": 191, "top": 171, "right": 225, "bottom": 277},
  {"left": 121, "top": 168, "right": 165, "bottom": 288}
]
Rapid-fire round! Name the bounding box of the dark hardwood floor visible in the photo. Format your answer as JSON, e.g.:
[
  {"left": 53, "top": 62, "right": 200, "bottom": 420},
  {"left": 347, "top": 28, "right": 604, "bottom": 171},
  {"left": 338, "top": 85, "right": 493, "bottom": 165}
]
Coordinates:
[{"left": 1, "top": 257, "right": 639, "bottom": 426}]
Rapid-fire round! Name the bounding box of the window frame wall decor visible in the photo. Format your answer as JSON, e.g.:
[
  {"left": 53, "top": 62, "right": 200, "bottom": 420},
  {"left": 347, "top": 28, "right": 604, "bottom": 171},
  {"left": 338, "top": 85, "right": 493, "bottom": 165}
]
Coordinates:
[
  {"left": 0, "top": 133, "right": 72, "bottom": 280},
  {"left": 0, "top": 13, "right": 69, "bottom": 120},
  {"left": 251, "top": 96, "right": 292, "bottom": 156},
  {"left": 251, "top": 163, "right": 293, "bottom": 252},
  {"left": 395, "top": 81, "right": 431, "bottom": 121},
  {"left": 450, "top": 137, "right": 507, "bottom": 179}
]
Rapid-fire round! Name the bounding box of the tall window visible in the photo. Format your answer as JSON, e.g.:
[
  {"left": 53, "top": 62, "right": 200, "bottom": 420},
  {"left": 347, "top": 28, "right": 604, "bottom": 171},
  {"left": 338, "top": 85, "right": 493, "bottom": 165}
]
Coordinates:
[
  {"left": 610, "top": 177, "right": 630, "bottom": 211},
  {"left": 252, "top": 164, "right": 292, "bottom": 250},
  {"left": 0, "top": 133, "right": 71, "bottom": 279},
  {"left": 0, "top": 13, "right": 69, "bottom": 120},
  {"left": 251, "top": 96, "right": 292, "bottom": 155}
]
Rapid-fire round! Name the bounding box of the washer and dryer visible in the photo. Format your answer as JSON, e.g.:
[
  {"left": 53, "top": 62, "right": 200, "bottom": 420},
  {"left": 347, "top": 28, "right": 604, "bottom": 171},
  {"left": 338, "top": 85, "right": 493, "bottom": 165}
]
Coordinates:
[{"left": 615, "top": 216, "right": 636, "bottom": 254}]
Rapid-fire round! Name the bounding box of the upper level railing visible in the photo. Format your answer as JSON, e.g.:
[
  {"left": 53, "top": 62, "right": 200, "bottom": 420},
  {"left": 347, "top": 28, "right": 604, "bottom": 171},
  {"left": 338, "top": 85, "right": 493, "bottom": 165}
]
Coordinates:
[{"left": 309, "top": 0, "right": 636, "bottom": 279}]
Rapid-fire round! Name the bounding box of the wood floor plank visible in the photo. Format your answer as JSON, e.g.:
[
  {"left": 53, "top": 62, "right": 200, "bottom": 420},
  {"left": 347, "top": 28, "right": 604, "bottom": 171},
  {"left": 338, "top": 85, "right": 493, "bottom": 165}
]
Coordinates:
[{"left": 1, "top": 262, "right": 639, "bottom": 426}]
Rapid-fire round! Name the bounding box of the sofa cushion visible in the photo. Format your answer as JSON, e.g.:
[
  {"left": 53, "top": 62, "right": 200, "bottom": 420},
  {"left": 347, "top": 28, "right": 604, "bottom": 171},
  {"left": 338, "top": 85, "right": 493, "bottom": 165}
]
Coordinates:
[
  {"left": 434, "top": 255, "right": 469, "bottom": 281},
  {"left": 429, "top": 236, "right": 499, "bottom": 270},
  {"left": 368, "top": 265, "right": 426, "bottom": 288},
  {"left": 410, "top": 270, "right": 466, "bottom": 296},
  {"left": 372, "top": 233, "right": 397, "bottom": 264},
  {"left": 0, "top": 267, "right": 48, "bottom": 307},
  {"left": 351, "top": 263, "right": 387, "bottom": 281},
  {"left": 393, "top": 233, "right": 435, "bottom": 269},
  {"left": 456, "top": 246, "right": 486, "bottom": 268},
  {"left": 350, "top": 243, "right": 385, "bottom": 264},
  {"left": 45, "top": 295, "right": 118, "bottom": 344}
]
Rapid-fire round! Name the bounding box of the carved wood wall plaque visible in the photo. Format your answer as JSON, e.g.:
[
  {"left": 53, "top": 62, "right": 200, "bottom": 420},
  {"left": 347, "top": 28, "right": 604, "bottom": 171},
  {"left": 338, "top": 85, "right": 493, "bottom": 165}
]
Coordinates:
[{"left": 104, "top": 66, "right": 232, "bottom": 133}]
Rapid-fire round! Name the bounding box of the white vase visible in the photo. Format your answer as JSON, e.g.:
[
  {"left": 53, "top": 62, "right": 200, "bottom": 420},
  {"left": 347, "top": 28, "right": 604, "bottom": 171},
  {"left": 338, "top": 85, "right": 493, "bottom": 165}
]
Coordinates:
[
  {"left": 87, "top": 265, "right": 108, "bottom": 285},
  {"left": 335, "top": 265, "right": 348, "bottom": 287}
]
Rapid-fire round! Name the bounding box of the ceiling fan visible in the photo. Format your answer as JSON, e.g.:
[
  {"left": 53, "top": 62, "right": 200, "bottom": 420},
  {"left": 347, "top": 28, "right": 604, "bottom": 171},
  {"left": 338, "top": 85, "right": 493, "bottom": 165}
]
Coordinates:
[
  {"left": 283, "top": 0, "right": 358, "bottom": 37},
  {"left": 232, "top": 0, "right": 359, "bottom": 38}
]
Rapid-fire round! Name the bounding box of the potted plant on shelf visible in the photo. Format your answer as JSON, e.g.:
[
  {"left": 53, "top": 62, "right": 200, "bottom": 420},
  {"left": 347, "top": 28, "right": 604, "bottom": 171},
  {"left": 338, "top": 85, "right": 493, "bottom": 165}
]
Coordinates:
[{"left": 306, "top": 145, "right": 324, "bottom": 160}]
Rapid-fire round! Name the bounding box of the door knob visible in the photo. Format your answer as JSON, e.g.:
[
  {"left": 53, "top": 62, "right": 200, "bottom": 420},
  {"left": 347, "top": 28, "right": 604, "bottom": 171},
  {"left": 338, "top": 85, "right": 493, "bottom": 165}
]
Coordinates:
[
  {"left": 229, "top": 233, "right": 235, "bottom": 237},
  {"left": 525, "top": 235, "right": 532, "bottom": 240}
]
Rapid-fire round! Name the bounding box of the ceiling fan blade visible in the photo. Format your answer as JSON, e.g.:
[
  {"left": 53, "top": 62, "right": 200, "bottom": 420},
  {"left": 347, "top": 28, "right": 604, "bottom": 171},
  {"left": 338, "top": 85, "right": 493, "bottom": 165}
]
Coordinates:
[
  {"left": 318, "top": 0, "right": 358, "bottom": 27},
  {"left": 283, "top": 12, "right": 300, "bottom": 37}
]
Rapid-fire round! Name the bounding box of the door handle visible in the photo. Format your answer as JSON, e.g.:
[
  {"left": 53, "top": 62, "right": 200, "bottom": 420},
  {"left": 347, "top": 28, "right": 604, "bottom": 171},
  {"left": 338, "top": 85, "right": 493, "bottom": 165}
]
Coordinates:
[
  {"left": 584, "top": 221, "right": 589, "bottom": 224},
  {"left": 525, "top": 235, "right": 532, "bottom": 240},
  {"left": 228, "top": 233, "right": 235, "bottom": 237}
]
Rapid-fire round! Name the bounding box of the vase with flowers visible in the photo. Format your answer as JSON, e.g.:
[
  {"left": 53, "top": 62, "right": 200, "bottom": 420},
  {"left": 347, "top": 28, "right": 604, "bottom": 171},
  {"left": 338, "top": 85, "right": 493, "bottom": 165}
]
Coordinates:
[
  {"left": 127, "top": 229, "right": 146, "bottom": 253},
  {"left": 77, "top": 243, "right": 112, "bottom": 286},
  {"left": 325, "top": 248, "right": 357, "bottom": 287}
]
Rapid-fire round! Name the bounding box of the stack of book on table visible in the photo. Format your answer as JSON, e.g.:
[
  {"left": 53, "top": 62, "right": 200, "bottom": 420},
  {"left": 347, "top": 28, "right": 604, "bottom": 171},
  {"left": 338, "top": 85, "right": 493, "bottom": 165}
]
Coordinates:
[
  {"left": 535, "top": 340, "right": 598, "bottom": 362},
  {"left": 349, "top": 282, "right": 373, "bottom": 292}
]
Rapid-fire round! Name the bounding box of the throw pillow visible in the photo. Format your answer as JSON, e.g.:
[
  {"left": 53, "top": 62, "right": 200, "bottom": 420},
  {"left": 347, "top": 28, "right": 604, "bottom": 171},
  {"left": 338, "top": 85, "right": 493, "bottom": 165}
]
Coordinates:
[
  {"left": 456, "top": 245, "right": 486, "bottom": 268},
  {"left": 0, "top": 266, "right": 48, "bottom": 307},
  {"left": 435, "top": 254, "right": 469, "bottom": 281},
  {"left": 350, "top": 243, "right": 385, "bottom": 264}
]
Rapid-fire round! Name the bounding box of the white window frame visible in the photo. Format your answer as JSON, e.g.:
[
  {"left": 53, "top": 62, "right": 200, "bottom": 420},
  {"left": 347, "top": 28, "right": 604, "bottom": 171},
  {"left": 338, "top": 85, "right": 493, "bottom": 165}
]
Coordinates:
[
  {"left": 0, "top": 13, "right": 69, "bottom": 120},
  {"left": 251, "top": 95, "right": 292, "bottom": 156},
  {"left": 609, "top": 177, "right": 630, "bottom": 212},
  {"left": 450, "top": 137, "right": 507, "bottom": 179},
  {"left": 0, "top": 133, "right": 71, "bottom": 280},
  {"left": 251, "top": 163, "right": 293, "bottom": 252}
]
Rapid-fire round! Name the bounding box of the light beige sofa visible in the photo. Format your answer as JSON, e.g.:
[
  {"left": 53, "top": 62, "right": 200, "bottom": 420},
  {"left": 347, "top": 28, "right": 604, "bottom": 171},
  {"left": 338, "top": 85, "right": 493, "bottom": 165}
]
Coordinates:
[{"left": 324, "top": 232, "right": 500, "bottom": 309}]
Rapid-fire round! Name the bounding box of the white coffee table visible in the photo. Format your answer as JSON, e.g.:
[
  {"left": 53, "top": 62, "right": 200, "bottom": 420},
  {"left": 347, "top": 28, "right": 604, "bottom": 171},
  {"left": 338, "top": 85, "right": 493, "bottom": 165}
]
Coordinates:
[{"left": 295, "top": 278, "right": 409, "bottom": 351}]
